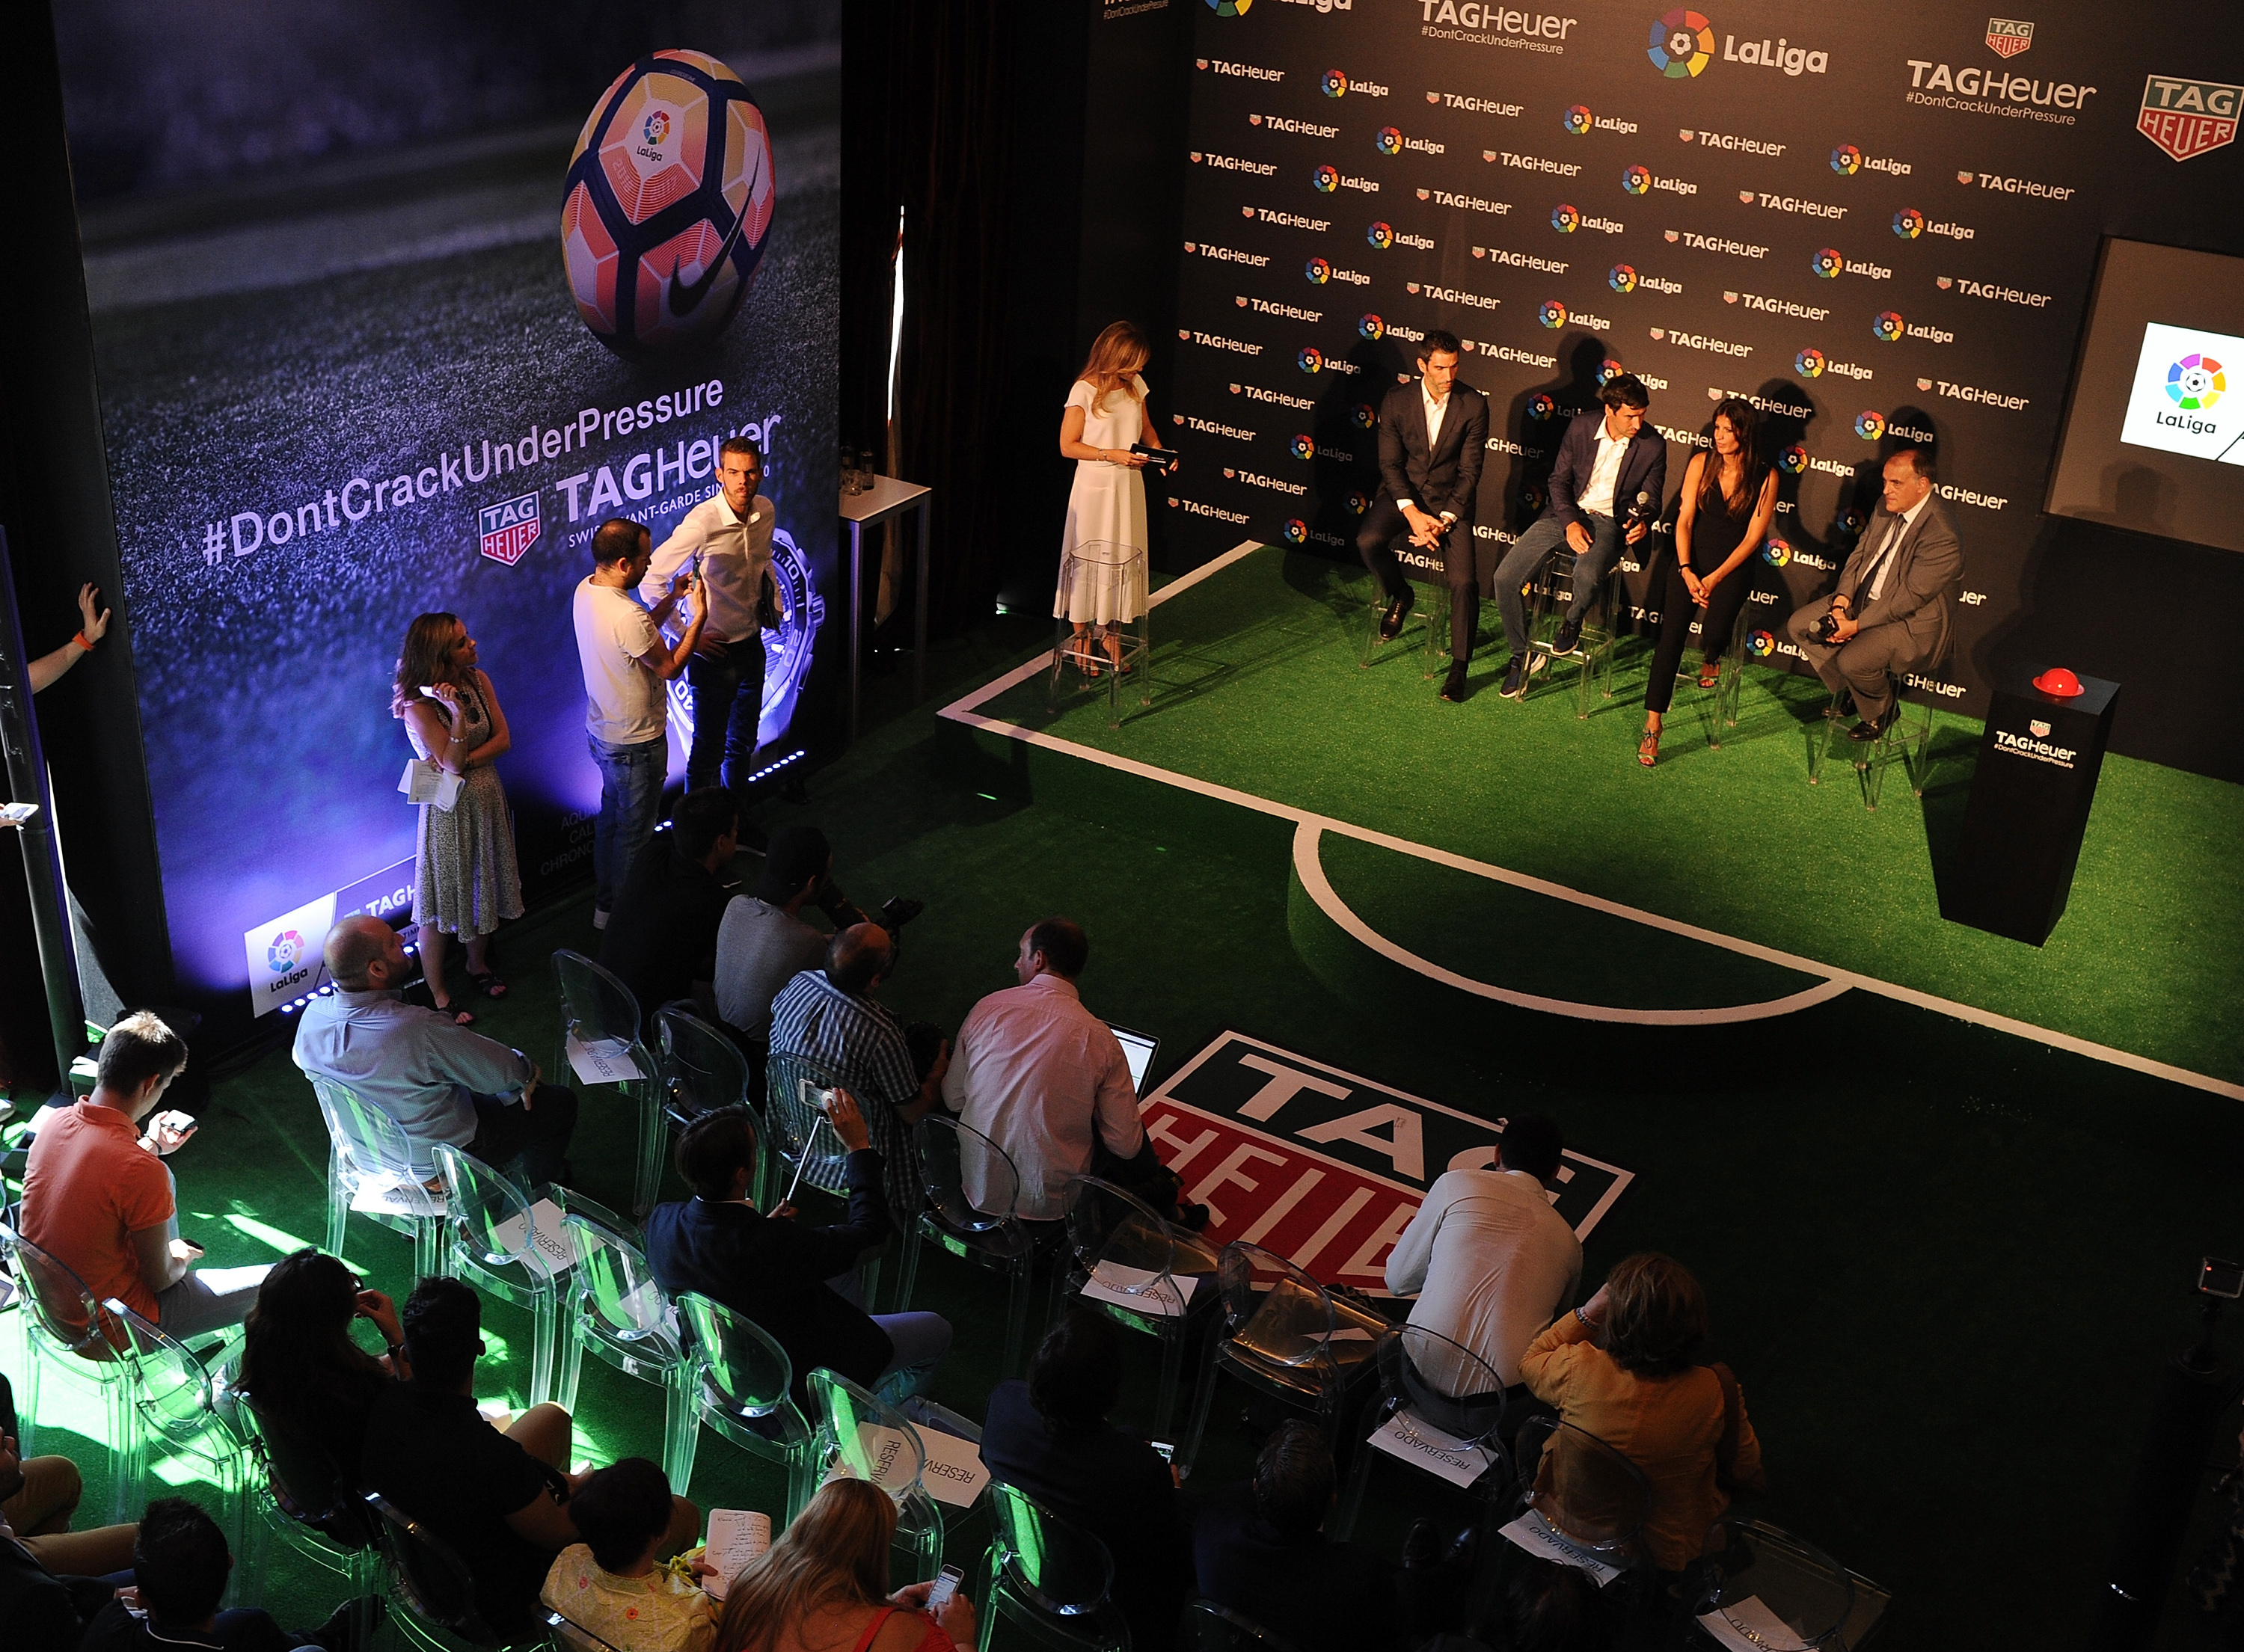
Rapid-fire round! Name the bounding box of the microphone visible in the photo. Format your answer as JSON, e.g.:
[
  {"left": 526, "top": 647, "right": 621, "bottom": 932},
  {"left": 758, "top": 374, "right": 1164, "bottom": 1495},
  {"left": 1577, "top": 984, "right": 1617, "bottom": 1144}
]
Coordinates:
[{"left": 1625, "top": 489, "right": 1654, "bottom": 528}]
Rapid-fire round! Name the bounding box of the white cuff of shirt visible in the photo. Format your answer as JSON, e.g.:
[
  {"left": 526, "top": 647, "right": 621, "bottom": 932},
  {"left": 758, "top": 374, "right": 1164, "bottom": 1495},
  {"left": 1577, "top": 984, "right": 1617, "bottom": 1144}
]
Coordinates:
[{"left": 1396, "top": 498, "right": 1415, "bottom": 511}]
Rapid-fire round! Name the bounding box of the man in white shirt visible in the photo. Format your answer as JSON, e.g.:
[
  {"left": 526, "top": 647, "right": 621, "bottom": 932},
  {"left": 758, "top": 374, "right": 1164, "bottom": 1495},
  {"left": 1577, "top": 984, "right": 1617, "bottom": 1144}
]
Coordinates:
[
  {"left": 642, "top": 437, "right": 779, "bottom": 846},
  {"left": 1382, "top": 1115, "right": 1580, "bottom": 1391},
  {"left": 571, "top": 518, "right": 701, "bottom": 927},
  {"left": 1490, "top": 375, "right": 1667, "bottom": 699},
  {"left": 940, "top": 918, "right": 1162, "bottom": 1220},
  {"left": 1785, "top": 446, "right": 1962, "bottom": 737}
]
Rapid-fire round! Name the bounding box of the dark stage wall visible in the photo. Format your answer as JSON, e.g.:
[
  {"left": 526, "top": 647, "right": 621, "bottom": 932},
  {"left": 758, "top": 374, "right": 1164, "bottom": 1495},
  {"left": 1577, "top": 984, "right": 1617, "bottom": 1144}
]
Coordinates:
[{"left": 1163, "top": 0, "right": 2244, "bottom": 778}]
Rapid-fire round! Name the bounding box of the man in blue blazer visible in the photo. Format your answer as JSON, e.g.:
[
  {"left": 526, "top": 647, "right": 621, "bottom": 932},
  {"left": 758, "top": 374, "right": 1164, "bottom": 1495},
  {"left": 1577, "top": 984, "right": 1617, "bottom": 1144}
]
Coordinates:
[{"left": 1492, "top": 375, "right": 1667, "bottom": 698}]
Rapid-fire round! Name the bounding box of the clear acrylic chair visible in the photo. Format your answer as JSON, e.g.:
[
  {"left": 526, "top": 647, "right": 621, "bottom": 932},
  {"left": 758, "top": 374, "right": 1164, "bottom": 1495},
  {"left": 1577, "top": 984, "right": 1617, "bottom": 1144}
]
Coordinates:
[
  {"left": 803, "top": 1366, "right": 944, "bottom": 1583},
  {"left": 1508, "top": 1414, "right": 1653, "bottom": 1573},
  {"left": 1178, "top": 1241, "right": 1388, "bottom": 1478},
  {"left": 1689, "top": 1517, "right": 1866, "bottom": 1651},
  {"left": 977, "top": 1480, "right": 1129, "bottom": 1652},
  {"left": 558, "top": 1209, "right": 699, "bottom": 1493},
  {"left": 309, "top": 1075, "right": 444, "bottom": 1279},
  {"left": 654, "top": 1005, "right": 752, "bottom": 1132},
  {"left": 1052, "top": 1174, "right": 1221, "bottom": 1440},
  {"left": 363, "top": 1490, "right": 536, "bottom": 1650},
  {"left": 1518, "top": 547, "right": 1624, "bottom": 716},
  {"left": 674, "top": 1291, "right": 818, "bottom": 1526},
  {"left": 898, "top": 1116, "right": 1042, "bottom": 1379},
  {"left": 1358, "top": 571, "right": 1451, "bottom": 680},
  {"left": 433, "top": 1143, "right": 565, "bottom": 1407},
  {"left": 1806, "top": 652, "right": 1945, "bottom": 810},
  {"left": 762, "top": 1052, "right": 885, "bottom": 1307},
  {"left": 1180, "top": 1597, "right": 1306, "bottom": 1652},
  {"left": 551, "top": 948, "right": 663, "bottom": 1217},
  {"left": 103, "top": 1298, "right": 254, "bottom": 1588},
  {"left": 0, "top": 1220, "right": 145, "bottom": 1523},
  {"left": 233, "top": 1392, "right": 380, "bottom": 1645},
  {"left": 548, "top": 1612, "right": 630, "bottom": 1652},
  {"left": 1336, "top": 1324, "right": 1507, "bottom": 1539},
  {"left": 1047, "top": 539, "right": 1153, "bottom": 729}
]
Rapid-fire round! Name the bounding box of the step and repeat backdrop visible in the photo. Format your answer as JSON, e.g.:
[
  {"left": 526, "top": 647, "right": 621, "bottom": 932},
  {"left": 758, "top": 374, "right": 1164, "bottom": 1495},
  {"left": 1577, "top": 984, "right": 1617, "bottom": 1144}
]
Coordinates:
[{"left": 1166, "top": 0, "right": 2244, "bottom": 709}]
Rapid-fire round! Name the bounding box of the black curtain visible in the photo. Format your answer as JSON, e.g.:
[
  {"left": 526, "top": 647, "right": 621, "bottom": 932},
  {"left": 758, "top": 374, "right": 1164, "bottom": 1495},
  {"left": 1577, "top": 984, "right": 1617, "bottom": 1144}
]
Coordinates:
[{"left": 841, "top": 0, "right": 1020, "bottom": 640}]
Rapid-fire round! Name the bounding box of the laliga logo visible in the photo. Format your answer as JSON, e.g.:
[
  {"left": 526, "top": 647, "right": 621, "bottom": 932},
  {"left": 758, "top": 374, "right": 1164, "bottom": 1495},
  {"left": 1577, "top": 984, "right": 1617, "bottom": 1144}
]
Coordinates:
[
  {"left": 2167, "top": 354, "right": 2225, "bottom": 410},
  {"left": 1539, "top": 300, "right": 1569, "bottom": 328},
  {"left": 1345, "top": 490, "right": 1370, "bottom": 515},
  {"left": 640, "top": 110, "right": 671, "bottom": 147},
  {"left": 1873, "top": 310, "right": 1904, "bottom": 341},
  {"left": 1283, "top": 519, "right": 1308, "bottom": 544},
  {"left": 1376, "top": 126, "right": 1402, "bottom": 155},
  {"left": 1359, "top": 313, "right": 1385, "bottom": 339},
  {"left": 267, "top": 929, "right": 306, "bottom": 974},
  {"left": 1647, "top": 9, "right": 1715, "bottom": 78},
  {"left": 1564, "top": 105, "right": 1594, "bottom": 135},
  {"left": 1322, "top": 70, "right": 1349, "bottom": 96},
  {"left": 1291, "top": 434, "right": 1315, "bottom": 458},
  {"left": 1206, "top": 0, "right": 1254, "bottom": 13},
  {"left": 1778, "top": 443, "right": 1807, "bottom": 473},
  {"left": 1527, "top": 391, "right": 1559, "bottom": 419},
  {"left": 1892, "top": 208, "right": 1925, "bottom": 239},
  {"left": 1352, "top": 402, "right": 1378, "bottom": 427},
  {"left": 1597, "top": 357, "right": 1623, "bottom": 385},
  {"left": 1367, "top": 221, "right": 1394, "bottom": 249},
  {"left": 1552, "top": 203, "right": 1582, "bottom": 232},
  {"left": 1854, "top": 410, "right": 1886, "bottom": 440},
  {"left": 1305, "top": 257, "right": 1332, "bottom": 284},
  {"left": 1747, "top": 628, "right": 1776, "bottom": 657},
  {"left": 1830, "top": 144, "right": 1862, "bottom": 175},
  {"left": 1762, "top": 536, "right": 1791, "bottom": 566},
  {"left": 1795, "top": 348, "right": 1825, "bottom": 378},
  {"left": 1313, "top": 165, "right": 1340, "bottom": 192},
  {"left": 1609, "top": 264, "right": 1639, "bottom": 292},
  {"left": 1298, "top": 346, "right": 1325, "bottom": 373},
  {"left": 1622, "top": 165, "right": 1652, "bottom": 195},
  {"left": 1812, "top": 248, "right": 1845, "bottom": 279}
]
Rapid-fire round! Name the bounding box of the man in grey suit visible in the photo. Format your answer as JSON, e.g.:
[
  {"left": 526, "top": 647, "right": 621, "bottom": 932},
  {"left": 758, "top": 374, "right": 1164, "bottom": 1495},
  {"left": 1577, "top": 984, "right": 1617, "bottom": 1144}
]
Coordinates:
[
  {"left": 1356, "top": 329, "right": 1491, "bottom": 702},
  {"left": 1785, "top": 446, "right": 1961, "bottom": 738}
]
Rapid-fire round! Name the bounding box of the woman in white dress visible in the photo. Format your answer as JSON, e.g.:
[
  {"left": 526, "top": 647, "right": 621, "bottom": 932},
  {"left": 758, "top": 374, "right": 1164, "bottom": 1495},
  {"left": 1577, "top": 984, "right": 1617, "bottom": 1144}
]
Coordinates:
[{"left": 1055, "top": 321, "right": 1170, "bottom": 675}]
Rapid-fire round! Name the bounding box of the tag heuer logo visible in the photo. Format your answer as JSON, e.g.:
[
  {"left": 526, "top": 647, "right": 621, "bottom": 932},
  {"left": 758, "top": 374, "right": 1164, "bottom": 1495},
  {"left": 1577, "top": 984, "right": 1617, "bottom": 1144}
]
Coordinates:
[
  {"left": 1985, "top": 18, "right": 2033, "bottom": 58},
  {"left": 476, "top": 492, "right": 539, "bottom": 566},
  {"left": 2029, "top": 719, "right": 2052, "bottom": 737},
  {"left": 2138, "top": 76, "right": 2242, "bottom": 162}
]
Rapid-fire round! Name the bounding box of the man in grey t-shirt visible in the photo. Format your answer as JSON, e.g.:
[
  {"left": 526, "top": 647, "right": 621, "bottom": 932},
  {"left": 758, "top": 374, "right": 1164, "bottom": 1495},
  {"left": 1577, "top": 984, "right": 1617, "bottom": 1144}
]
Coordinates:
[{"left": 714, "top": 826, "right": 839, "bottom": 1047}]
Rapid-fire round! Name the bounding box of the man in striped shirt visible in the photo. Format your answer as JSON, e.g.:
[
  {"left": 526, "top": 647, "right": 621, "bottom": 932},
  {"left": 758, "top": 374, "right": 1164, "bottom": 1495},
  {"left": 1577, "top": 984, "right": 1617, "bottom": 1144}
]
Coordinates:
[{"left": 767, "top": 924, "right": 948, "bottom": 1238}]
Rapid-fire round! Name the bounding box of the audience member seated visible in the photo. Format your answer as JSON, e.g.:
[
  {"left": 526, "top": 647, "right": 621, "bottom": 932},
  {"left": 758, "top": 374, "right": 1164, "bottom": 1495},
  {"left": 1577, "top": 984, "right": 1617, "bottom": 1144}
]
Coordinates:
[
  {"left": 235, "top": 1250, "right": 408, "bottom": 1499},
  {"left": 22, "top": 1011, "right": 272, "bottom": 1340},
  {"left": 646, "top": 1104, "right": 951, "bottom": 1403},
  {"left": 1518, "top": 1253, "right": 1765, "bottom": 1573},
  {"left": 941, "top": 918, "right": 1190, "bottom": 1222},
  {"left": 543, "top": 1458, "right": 717, "bottom": 1652},
  {"left": 77, "top": 1497, "right": 332, "bottom": 1652},
  {"left": 712, "top": 827, "right": 839, "bottom": 1064},
  {"left": 1193, "top": 1420, "right": 1405, "bottom": 1652},
  {"left": 598, "top": 787, "right": 739, "bottom": 1031},
  {"left": 1384, "top": 1115, "right": 1581, "bottom": 1394},
  {"left": 293, "top": 915, "right": 574, "bottom": 1185},
  {"left": 1494, "top": 1556, "right": 1607, "bottom": 1652},
  {"left": 0, "top": 1372, "right": 139, "bottom": 1650},
  {"left": 768, "top": 925, "right": 948, "bottom": 1236},
  {"left": 363, "top": 1277, "right": 699, "bottom": 1636},
  {"left": 714, "top": 1478, "right": 972, "bottom": 1652},
  {"left": 980, "top": 1311, "right": 1189, "bottom": 1652}
]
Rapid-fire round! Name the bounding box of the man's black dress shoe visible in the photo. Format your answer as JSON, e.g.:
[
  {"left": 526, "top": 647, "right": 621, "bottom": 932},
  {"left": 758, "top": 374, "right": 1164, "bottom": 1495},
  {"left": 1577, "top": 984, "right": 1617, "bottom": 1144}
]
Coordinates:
[
  {"left": 1824, "top": 689, "right": 1857, "bottom": 719},
  {"left": 1439, "top": 660, "right": 1468, "bottom": 702},
  {"left": 1378, "top": 588, "right": 1415, "bottom": 642},
  {"left": 1848, "top": 711, "right": 1893, "bottom": 741}
]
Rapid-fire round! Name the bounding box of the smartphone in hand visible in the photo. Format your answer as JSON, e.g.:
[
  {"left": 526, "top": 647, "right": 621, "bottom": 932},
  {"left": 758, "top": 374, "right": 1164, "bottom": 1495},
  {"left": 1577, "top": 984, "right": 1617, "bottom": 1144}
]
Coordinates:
[{"left": 924, "top": 1563, "right": 966, "bottom": 1615}]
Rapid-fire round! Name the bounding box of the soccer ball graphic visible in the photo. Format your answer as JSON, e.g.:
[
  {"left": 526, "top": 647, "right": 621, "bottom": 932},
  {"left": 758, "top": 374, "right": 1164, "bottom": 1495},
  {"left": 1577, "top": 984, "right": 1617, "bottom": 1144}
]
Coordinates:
[
  {"left": 562, "top": 51, "right": 776, "bottom": 357},
  {"left": 2167, "top": 354, "right": 2225, "bottom": 411}
]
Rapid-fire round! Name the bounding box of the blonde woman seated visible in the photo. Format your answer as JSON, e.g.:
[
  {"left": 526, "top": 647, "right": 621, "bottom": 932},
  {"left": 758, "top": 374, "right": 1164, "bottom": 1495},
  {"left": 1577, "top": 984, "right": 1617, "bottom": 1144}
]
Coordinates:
[
  {"left": 1518, "top": 1252, "right": 1765, "bottom": 1572},
  {"left": 543, "top": 1458, "right": 717, "bottom": 1652},
  {"left": 714, "top": 1479, "right": 972, "bottom": 1652},
  {"left": 1055, "top": 320, "right": 1169, "bottom": 677}
]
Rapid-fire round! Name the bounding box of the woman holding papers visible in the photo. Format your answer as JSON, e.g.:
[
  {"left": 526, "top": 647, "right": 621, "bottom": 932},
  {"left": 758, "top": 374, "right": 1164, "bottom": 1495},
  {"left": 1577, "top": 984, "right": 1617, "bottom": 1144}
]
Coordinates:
[
  {"left": 715, "top": 1479, "right": 974, "bottom": 1652},
  {"left": 394, "top": 611, "right": 523, "bottom": 1024}
]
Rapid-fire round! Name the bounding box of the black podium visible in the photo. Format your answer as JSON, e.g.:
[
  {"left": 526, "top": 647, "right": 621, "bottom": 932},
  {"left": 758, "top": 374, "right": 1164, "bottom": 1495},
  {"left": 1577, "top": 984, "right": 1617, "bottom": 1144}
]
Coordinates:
[{"left": 1940, "top": 668, "right": 2120, "bottom": 945}]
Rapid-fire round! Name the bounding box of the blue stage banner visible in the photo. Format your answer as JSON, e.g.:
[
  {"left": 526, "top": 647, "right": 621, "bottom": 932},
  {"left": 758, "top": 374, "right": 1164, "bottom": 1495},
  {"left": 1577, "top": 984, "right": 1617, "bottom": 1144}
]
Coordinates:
[{"left": 53, "top": 5, "right": 842, "bottom": 1031}]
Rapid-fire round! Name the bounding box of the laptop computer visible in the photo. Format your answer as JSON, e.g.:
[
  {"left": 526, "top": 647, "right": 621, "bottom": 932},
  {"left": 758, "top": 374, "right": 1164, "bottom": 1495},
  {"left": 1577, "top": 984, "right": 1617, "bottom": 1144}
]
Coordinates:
[{"left": 1106, "top": 1023, "right": 1160, "bottom": 1097}]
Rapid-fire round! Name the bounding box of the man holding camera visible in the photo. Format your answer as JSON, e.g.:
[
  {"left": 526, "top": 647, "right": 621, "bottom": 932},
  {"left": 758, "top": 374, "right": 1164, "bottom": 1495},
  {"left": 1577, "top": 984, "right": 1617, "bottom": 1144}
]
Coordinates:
[
  {"left": 1784, "top": 447, "right": 1961, "bottom": 739},
  {"left": 1492, "top": 374, "right": 1666, "bottom": 700},
  {"left": 1356, "top": 331, "right": 1490, "bottom": 704}
]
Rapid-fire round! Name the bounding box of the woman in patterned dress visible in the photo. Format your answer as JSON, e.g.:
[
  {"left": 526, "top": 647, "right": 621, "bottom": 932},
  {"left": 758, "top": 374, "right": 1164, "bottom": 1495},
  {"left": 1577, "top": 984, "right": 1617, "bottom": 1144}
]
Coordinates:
[{"left": 394, "top": 612, "right": 524, "bottom": 1024}]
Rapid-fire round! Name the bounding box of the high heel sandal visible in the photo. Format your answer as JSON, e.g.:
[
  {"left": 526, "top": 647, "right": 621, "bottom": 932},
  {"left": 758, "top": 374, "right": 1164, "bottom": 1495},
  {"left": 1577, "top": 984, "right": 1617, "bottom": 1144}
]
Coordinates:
[
  {"left": 1637, "top": 729, "right": 1661, "bottom": 767},
  {"left": 1065, "top": 639, "right": 1101, "bottom": 678},
  {"left": 1697, "top": 660, "right": 1723, "bottom": 690}
]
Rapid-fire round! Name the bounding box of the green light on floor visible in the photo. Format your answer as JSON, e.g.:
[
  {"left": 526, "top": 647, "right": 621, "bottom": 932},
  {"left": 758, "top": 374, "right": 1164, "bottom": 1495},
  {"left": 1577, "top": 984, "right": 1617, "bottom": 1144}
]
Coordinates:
[
  {"left": 149, "top": 1452, "right": 227, "bottom": 1491},
  {"left": 976, "top": 793, "right": 998, "bottom": 801},
  {"left": 221, "top": 1212, "right": 322, "bottom": 1256}
]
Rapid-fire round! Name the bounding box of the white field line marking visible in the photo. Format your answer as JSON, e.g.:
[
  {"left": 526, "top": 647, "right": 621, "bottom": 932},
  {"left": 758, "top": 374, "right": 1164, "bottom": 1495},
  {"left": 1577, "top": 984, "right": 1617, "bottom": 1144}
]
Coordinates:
[{"left": 939, "top": 547, "right": 2244, "bottom": 1102}]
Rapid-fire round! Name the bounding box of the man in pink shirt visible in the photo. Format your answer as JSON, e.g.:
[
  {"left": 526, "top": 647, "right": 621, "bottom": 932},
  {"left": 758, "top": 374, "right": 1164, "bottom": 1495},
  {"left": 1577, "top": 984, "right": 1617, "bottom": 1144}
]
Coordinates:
[
  {"left": 19, "top": 1012, "right": 269, "bottom": 1339},
  {"left": 941, "top": 918, "right": 1195, "bottom": 1223}
]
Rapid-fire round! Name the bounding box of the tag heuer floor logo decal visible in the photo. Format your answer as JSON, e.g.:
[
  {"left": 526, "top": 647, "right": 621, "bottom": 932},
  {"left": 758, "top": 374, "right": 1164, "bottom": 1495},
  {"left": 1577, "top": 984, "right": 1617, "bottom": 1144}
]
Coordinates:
[{"left": 2138, "top": 76, "right": 2241, "bottom": 162}]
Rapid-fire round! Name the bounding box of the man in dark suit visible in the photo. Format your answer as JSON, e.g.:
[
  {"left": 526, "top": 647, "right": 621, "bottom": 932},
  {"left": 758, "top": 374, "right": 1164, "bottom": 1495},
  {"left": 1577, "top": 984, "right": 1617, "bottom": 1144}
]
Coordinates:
[
  {"left": 1785, "top": 446, "right": 1961, "bottom": 737},
  {"left": 1492, "top": 374, "right": 1667, "bottom": 698},
  {"left": 1357, "top": 329, "right": 1491, "bottom": 702}
]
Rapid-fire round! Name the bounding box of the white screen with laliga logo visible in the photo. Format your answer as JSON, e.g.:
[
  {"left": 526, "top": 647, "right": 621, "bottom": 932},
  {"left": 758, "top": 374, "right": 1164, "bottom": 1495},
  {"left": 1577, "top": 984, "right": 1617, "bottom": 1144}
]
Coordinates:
[{"left": 2048, "top": 240, "right": 2244, "bottom": 556}]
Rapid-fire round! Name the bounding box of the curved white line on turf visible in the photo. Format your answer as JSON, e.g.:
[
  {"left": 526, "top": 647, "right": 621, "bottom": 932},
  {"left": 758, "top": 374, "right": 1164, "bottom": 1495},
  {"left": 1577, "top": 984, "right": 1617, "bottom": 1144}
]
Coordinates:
[{"left": 1292, "top": 820, "right": 1852, "bottom": 1025}]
